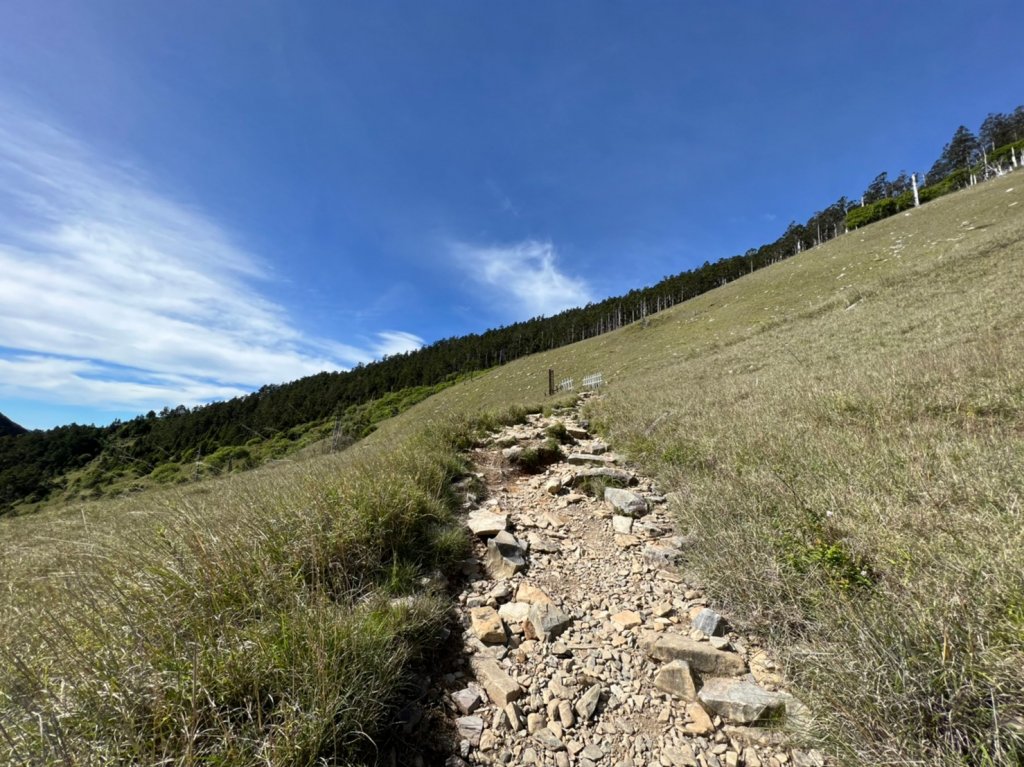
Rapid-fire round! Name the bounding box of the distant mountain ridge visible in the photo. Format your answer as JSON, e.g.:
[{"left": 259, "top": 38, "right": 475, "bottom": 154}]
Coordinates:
[{"left": 0, "top": 413, "right": 27, "bottom": 438}]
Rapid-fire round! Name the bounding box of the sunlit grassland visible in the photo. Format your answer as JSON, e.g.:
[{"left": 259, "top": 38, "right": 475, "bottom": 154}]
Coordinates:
[
  {"left": 0, "top": 423, "right": 485, "bottom": 764},
  {"left": 3, "top": 173, "right": 1022, "bottom": 764},
  {"left": 377, "top": 174, "right": 1024, "bottom": 763}
]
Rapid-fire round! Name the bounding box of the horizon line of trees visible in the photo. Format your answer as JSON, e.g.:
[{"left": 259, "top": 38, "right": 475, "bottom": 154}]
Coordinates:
[{"left": 2, "top": 101, "right": 1022, "bottom": 514}]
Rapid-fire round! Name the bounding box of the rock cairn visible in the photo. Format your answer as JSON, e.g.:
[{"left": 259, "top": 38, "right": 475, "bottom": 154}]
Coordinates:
[{"left": 435, "top": 396, "right": 826, "bottom": 767}]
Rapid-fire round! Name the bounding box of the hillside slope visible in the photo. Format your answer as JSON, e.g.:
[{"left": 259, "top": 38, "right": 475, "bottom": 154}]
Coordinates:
[
  {"left": 0, "top": 412, "right": 26, "bottom": 437},
  {"left": 2, "top": 173, "right": 1021, "bottom": 765},
  {"left": 375, "top": 172, "right": 1024, "bottom": 763}
]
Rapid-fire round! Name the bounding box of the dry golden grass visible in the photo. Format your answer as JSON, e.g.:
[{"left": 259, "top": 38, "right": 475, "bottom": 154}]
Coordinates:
[
  {"left": 379, "top": 173, "right": 1024, "bottom": 763},
  {"left": 3, "top": 173, "right": 1022, "bottom": 764},
  {"left": 0, "top": 424, "right": 481, "bottom": 764}
]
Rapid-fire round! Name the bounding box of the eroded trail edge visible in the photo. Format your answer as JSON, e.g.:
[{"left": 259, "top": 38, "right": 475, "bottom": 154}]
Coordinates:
[{"left": 435, "top": 396, "right": 827, "bottom": 767}]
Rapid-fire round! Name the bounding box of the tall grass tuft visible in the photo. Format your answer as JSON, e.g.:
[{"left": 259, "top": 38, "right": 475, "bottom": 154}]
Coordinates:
[{"left": 0, "top": 423, "right": 475, "bottom": 765}]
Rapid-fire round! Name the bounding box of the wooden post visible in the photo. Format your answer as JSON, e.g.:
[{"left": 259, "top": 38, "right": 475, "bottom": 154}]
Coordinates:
[{"left": 548, "top": 368, "right": 555, "bottom": 396}]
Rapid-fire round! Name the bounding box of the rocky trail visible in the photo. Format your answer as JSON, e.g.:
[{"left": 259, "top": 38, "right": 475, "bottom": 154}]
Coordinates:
[{"left": 415, "top": 395, "right": 827, "bottom": 767}]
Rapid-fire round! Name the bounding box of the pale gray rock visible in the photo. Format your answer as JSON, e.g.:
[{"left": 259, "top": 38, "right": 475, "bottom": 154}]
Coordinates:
[
  {"left": 527, "top": 532, "right": 561, "bottom": 553},
  {"left": 467, "top": 510, "right": 509, "bottom": 537},
  {"left": 567, "top": 452, "right": 615, "bottom": 466},
  {"left": 557, "top": 699, "right": 575, "bottom": 727},
  {"left": 526, "top": 712, "right": 545, "bottom": 734},
  {"left": 653, "top": 660, "right": 698, "bottom": 700},
  {"left": 484, "top": 531, "right": 526, "bottom": 579},
  {"left": 692, "top": 607, "right": 725, "bottom": 636},
  {"left": 641, "top": 542, "right": 683, "bottom": 567},
  {"left": 455, "top": 715, "right": 484, "bottom": 746},
  {"left": 647, "top": 634, "right": 747, "bottom": 676},
  {"left": 452, "top": 687, "right": 482, "bottom": 714},
  {"left": 498, "top": 601, "right": 531, "bottom": 624},
  {"left": 662, "top": 744, "right": 698, "bottom": 766},
  {"left": 612, "top": 515, "right": 634, "bottom": 534},
  {"left": 709, "top": 635, "right": 731, "bottom": 650},
  {"left": 604, "top": 487, "right": 648, "bottom": 516},
  {"left": 698, "top": 677, "right": 787, "bottom": 724},
  {"left": 470, "top": 655, "right": 523, "bottom": 706},
  {"left": 533, "top": 727, "right": 566, "bottom": 751},
  {"left": 528, "top": 602, "right": 572, "bottom": 641},
  {"left": 504, "top": 701, "right": 525, "bottom": 732},
  {"left": 569, "top": 467, "right": 635, "bottom": 486},
  {"left": 575, "top": 683, "right": 602, "bottom": 720}
]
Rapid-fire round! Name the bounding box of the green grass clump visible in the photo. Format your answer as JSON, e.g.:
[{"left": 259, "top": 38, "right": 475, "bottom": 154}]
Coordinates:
[
  {"left": 544, "top": 421, "right": 575, "bottom": 445},
  {"left": 0, "top": 422, "right": 474, "bottom": 765},
  {"left": 508, "top": 439, "right": 564, "bottom": 473}
]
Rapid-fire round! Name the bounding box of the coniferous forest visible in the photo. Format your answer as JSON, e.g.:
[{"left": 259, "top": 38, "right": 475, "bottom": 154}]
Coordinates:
[{"left": 2, "top": 104, "right": 1022, "bottom": 515}]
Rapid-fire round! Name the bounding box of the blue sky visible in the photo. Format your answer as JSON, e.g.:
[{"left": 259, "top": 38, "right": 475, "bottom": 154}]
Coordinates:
[{"left": 1, "top": 1, "right": 1022, "bottom": 429}]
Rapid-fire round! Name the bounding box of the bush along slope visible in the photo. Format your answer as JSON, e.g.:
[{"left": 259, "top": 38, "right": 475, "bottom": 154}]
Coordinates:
[{"left": 0, "top": 409, "right": 533, "bottom": 766}]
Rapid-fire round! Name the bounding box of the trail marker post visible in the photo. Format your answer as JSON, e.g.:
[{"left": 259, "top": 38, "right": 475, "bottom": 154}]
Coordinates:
[{"left": 548, "top": 368, "right": 555, "bottom": 396}]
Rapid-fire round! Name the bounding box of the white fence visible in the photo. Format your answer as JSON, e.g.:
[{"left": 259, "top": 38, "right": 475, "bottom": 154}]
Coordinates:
[
  {"left": 582, "top": 372, "right": 604, "bottom": 390},
  {"left": 556, "top": 377, "right": 574, "bottom": 393}
]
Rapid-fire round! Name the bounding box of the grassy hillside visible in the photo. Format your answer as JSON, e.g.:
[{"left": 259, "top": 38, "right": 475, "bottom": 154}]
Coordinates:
[
  {"left": 2, "top": 172, "right": 1022, "bottom": 764},
  {"left": 375, "top": 172, "right": 1024, "bottom": 763}
]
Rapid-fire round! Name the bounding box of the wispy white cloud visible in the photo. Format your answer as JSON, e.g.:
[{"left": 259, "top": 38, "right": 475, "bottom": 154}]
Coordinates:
[
  {"left": 374, "top": 331, "right": 424, "bottom": 358},
  {"left": 0, "top": 100, "right": 416, "bottom": 417},
  {"left": 453, "top": 239, "right": 592, "bottom": 318}
]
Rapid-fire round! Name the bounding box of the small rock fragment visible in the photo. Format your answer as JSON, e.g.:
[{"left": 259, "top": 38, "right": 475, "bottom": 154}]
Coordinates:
[
  {"left": 470, "top": 606, "right": 507, "bottom": 644},
  {"left": 455, "top": 715, "right": 484, "bottom": 746},
  {"left": 575, "top": 683, "right": 602, "bottom": 720},
  {"left": 653, "top": 660, "right": 698, "bottom": 700}
]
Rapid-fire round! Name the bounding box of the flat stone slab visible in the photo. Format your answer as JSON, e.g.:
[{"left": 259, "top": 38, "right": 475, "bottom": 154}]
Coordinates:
[
  {"left": 611, "top": 610, "right": 642, "bottom": 629},
  {"left": 527, "top": 532, "right": 560, "bottom": 553},
  {"left": 470, "top": 654, "right": 523, "bottom": 706},
  {"left": 467, "top": 510, "right": 509, "bottom": 537},
  {"left": 604, "top": 487, "right": 648, "bottom": 516},
  {"left": 642, "top": 542, "right": 683, "bottom": 567},
  {"left": 567, "top": 452, "right": 614, "bottom": 466},
  {"left": 516, "top": 582, "right": 554, "bottom": 604},
  {"left": 646, "top": 634, "right": 747, "bottom": 676},
  {"left": 698, "top": 677, "right": 787, "bottom": 724},
  {"left": 569, "top": 467, "right": 635, "bottom": 486},
  {"left": 532, "top": 727, "right": 565, "bottom": 751},
  {"left": 452, "top": 687, "right": 482, "bottom": 714}
]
